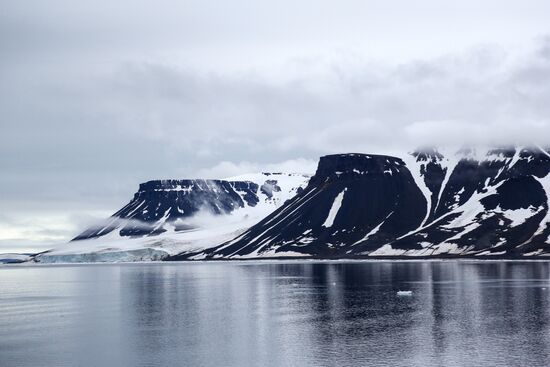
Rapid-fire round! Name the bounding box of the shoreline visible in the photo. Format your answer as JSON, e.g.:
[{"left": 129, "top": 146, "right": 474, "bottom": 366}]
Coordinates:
[{"left": 4, "top": 255, "right": 550, "bottom": 267}]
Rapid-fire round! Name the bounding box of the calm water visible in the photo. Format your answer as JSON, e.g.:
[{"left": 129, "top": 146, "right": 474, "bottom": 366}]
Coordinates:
[{"left": 2, "top": 261, "right": 550, "bottom": 367}]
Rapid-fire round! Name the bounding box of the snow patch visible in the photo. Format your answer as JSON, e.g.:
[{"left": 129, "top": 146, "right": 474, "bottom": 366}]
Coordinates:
[
  {"left": 494, "top": 205, "right": 542, "bottom": 227},
  {"left": 352, "top": 211, "right": 394, "bottom": 245},
  {"left": 401, "top": 154, "right": 433, "bottom": 227},
  {"left": 322, "top": 189, "right": 347, "bottom": 228},
  {"left": 368, "top": 244, "right": 405, "bottom": 256}
]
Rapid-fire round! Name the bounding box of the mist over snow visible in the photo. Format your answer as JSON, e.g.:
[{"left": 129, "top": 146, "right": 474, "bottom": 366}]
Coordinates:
[
  {"left": 1, "top": 0, "right": 550, "bottom": 251},
  {"left": 196, "top": 159, "right": 318, "bottom": 179}
]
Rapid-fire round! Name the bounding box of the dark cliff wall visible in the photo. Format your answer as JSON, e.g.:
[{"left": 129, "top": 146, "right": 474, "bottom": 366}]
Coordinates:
[
  {"left": 73, "top": 179, "right": 260, "bottom": 240},
  {"left": 207, "top": 154, "right": 427, "bottom": 258}
]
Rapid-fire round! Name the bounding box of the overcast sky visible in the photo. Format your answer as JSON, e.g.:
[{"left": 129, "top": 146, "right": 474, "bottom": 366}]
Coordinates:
[{"left": 2, "top": 0, "right": 550, "bottom": 252}]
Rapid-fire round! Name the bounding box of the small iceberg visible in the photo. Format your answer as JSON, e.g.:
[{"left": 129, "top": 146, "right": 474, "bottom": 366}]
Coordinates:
[{"left": 397, "top": 290, "right": 413, "bottom": 296}]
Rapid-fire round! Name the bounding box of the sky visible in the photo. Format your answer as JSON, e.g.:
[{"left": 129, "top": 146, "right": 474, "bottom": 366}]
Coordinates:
[{"left": 1, "top": 0, "right": 550, "bottom": 252}]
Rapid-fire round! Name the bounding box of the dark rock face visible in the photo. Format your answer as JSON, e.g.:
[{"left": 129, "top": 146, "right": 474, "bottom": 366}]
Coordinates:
[
  {"left": 411, "top": 149, "right": 447, "bottom": 220},
  {"left": 260, "top": 180, "right": 281, "bottom": 199},
  {"left": 182, "top": 147, "right": 550, "bottom": 259},
  {"left": 390, "top": 147, "right": 550, "bottom": 256}
]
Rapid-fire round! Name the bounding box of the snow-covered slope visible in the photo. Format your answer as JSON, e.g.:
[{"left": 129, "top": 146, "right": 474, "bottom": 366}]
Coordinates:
[
  {"left": 35, "top": 173, "right": 310, "bottom": 263},
  {"left": 177, "top": 147, "right": 550, "bottom": 260}
]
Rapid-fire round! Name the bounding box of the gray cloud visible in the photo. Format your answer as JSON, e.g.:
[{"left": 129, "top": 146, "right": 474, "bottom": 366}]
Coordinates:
[{"left": 1, "top": 1, "right": 550, "bottom": 250}]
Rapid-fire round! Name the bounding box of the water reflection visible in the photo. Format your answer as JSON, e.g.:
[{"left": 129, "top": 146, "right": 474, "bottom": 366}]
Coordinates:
[{"left": 1, "top": 261, "right": 550, "bottom": 366}]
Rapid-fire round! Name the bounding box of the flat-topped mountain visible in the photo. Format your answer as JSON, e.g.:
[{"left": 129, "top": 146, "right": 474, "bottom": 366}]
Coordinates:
[
  {"left": 175, "top": 146, "right": 550, "bottom": 259},
  {"left": 74, "top": 179, "right": 263, "bottom": 239},
  {"left": 73, "top": 174, "right": 308, "bottom": 240},
  {"left": 36, "top": 173, "right": 310, "bottom": 262}
]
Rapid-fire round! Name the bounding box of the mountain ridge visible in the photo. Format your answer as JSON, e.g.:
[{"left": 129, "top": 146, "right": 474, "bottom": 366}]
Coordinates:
[
  {"left": 32, "top": 146, "right": 550, "bottom": 263},
  {"left": 171, "top": 146, "right": 550, "bottom": 260}
]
